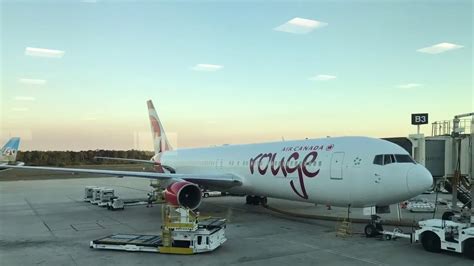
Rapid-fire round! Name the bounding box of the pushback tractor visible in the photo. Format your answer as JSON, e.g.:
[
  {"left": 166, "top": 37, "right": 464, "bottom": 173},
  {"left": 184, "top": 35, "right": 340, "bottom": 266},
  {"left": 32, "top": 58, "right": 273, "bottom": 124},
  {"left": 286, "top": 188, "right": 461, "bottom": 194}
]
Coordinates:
[{"left": 366, "top": 215, "right": 474, "bottom": 260}]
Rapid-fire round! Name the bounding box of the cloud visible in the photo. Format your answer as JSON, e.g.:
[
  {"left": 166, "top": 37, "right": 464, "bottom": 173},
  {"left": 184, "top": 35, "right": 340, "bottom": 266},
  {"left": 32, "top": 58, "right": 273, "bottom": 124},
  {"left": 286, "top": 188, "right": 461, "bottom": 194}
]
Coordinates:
[
  {"left": 192, "top": 64, "right": 223, "bottom": 72},
  {"left": 274, "top": 17, "right": 328, "bottom": 34},
  {"left": 397, "top": 83, "right": 423, "bottom": 89},
  {"left": 417, "top": 42, "right": 463, "bottom": 54},
  {"left": 18, "top": 78, "right": 47, "bottom": 85},
  {"left": 25, "top": 47, "right": 65, "bottom": 58},
  {"left": 12, "top": 107, "right": 29, "bottom": 112},
  {"left": 308, "top": 74, "right": 336, "bottom": 81},
  {"left": 15, "top": 96, "right": 36, "bottom": 101}
]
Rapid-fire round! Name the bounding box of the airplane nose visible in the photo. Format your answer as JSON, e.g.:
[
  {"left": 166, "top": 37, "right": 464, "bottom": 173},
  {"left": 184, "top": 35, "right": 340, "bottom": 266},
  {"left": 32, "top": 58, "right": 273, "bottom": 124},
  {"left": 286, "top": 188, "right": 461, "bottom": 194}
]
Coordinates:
[{"left": 406, "top": 165, "right": 433, "bottom": 195}]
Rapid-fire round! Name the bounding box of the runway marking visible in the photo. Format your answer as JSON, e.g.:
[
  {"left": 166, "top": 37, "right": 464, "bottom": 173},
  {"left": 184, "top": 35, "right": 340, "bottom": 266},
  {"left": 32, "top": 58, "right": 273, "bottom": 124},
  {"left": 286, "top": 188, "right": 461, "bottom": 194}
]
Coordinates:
[
  {"left": 292, "top": 241, "right": 388, "bottom": 266},
  {"left": 24, "top": 198, "right": 56, "bottom": 238},
  {"left": 68, "top": 254, "right": 78, "bottom": 266},
  {"left": 232, "top": 249, "right": 318, "bottom": 264},
  {"left": 66, "top": 195, "right": 139, "bottom": 232}
]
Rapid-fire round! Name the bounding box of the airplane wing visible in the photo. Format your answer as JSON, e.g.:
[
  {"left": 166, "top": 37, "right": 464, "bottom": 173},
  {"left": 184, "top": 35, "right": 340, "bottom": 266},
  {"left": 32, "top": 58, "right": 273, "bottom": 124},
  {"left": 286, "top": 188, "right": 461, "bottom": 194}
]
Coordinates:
[
  {"left": 0, "top": 165, "right": 242, "bottom": 189},
  {"left": 94, "top": 156, "right": 155, "bottom": 164}
]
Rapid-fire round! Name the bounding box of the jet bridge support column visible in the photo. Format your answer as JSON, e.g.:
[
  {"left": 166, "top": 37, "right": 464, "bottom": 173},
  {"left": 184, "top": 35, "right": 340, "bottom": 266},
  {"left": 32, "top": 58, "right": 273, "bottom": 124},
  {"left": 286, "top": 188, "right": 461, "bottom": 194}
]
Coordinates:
[
  {"left": 408, "top": 134, "right": 425, "bottom": 165},
  {"left": 470, "top": 118, "right": 473, "bottom": 223}
]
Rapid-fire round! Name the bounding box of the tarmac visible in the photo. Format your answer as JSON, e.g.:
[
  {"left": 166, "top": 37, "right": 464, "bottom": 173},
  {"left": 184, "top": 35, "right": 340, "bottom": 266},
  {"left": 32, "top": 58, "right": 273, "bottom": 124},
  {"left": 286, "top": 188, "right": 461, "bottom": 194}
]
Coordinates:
[{"left": 0, "top": 177, "right": 472, "bottom": 266}]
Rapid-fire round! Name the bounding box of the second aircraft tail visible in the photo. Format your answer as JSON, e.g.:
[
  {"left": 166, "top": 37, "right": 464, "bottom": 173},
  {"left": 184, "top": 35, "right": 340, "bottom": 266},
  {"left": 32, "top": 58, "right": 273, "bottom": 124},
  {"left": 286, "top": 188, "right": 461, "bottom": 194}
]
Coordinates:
[{"left": 0, "top": 137, "right": 21, "bottom": 163}]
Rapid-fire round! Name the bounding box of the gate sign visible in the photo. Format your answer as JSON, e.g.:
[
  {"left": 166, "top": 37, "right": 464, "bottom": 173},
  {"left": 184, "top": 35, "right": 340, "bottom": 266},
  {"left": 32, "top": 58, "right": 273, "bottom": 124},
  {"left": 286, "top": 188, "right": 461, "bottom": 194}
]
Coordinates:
[{"left": 411, "top": 113, "right": 428, "bottom": 125}]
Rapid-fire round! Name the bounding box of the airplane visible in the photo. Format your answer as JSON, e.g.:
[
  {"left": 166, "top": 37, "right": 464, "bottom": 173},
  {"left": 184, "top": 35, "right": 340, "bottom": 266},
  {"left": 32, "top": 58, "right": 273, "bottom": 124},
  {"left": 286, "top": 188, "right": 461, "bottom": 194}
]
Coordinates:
[
  {"left": 0, "top": 137, "right": 24, "bottom": 169},
  {"left": 2, "top": 101, "right": 433, "bottom": 216}
]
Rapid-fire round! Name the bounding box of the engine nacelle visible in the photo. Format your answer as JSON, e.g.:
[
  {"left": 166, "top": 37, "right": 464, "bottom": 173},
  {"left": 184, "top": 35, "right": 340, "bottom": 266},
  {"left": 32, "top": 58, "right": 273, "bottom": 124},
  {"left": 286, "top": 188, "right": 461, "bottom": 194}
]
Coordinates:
[{"left": 164, "top": 181, "right": 202, "bottom": 210}]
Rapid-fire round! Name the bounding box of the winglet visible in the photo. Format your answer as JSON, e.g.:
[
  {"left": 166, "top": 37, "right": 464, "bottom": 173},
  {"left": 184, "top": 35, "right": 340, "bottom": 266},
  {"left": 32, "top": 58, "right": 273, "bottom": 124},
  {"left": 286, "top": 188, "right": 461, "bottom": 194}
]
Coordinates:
[{"left": 147, "top": 100, "right": 172, "bottom": 154}]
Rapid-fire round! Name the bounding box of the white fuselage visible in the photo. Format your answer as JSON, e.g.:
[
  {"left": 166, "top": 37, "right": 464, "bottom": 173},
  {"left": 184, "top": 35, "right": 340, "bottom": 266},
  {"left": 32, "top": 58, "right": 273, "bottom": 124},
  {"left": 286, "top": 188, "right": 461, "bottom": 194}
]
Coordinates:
[{"left": 157, "top": 137, "right": 433, "bottom": 208}]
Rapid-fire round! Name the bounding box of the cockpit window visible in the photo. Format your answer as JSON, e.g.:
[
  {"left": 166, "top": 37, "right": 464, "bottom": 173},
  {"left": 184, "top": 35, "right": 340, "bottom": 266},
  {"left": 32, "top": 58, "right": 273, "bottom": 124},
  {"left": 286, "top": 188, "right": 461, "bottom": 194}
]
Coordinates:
[
  {"left": 394, "top": 154, "right": 415, "bottom": 163},
  {"left": 383, "top": 154, "right": 393, "bottom": 165},
  {"left": 374, "top": 154, "right": 416, "bottom": 165},
  {"left": 373, "top": 155, "right": 383, "bottom": 165}
]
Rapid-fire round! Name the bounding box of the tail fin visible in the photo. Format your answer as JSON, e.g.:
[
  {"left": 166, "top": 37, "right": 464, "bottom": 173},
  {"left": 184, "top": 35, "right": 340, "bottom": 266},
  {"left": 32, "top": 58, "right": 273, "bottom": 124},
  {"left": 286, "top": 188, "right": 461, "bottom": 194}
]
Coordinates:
[
  {"left": 147, "top": 100, "right": 172, "bottom": 154},
  {"left": 0, "top": 137, "right": 21, "bottom": 163}
]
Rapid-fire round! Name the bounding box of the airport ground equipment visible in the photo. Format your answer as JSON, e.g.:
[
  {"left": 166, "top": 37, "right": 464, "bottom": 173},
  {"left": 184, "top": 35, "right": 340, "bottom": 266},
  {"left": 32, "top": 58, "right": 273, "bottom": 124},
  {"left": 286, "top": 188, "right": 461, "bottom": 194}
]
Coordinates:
[
  {"left": 414, "top": 219, "right": 474, "bottom": 259},
  {"left": 336, "top": 219, "right": 352, "bottom": 238},
  {"left": 202, "top": 190, "right": 222, "bottom": 198},
  {"left": 406, "top": 199, "right": 435, "bottom": 213},
  {"left": 90, "top": 204, "right": 226, "bottom": 254},
  {"left": 106, "top": 197, "right": 124, "bottom": 210},
  {"left": 366, "top": 218, "right": 474, "bottom": 260},
  {"left": 90, "top": 187, "right": 104, "bottom": 204},
  {"left": 84, "top": 186, "right": 98, "bottom": 202},
  {"left": 97, "top": 188, "right": 115, "bottom": 207},
  {"left": 444, "top": 176, "right": 472, "bottom": 209}
]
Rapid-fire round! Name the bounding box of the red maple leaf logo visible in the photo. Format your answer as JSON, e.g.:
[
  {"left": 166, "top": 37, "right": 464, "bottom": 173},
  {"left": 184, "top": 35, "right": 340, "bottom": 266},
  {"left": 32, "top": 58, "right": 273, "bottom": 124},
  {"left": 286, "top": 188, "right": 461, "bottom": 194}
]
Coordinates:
[{"left": 326, "top": 144, "right": 334, "bottom": 151}]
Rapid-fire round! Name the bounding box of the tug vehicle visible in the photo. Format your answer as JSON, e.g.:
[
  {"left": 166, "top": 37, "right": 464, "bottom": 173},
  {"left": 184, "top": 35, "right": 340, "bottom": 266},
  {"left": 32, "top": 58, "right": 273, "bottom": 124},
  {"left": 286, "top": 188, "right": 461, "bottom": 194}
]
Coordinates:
[
  {"left": 106, "top": 197, "right": 125, "bottom": 210},
  {"left": 366, "top": 215, "right": 474, "bottom": 260},
  {"left": 414, "top": 219, "right": 474, "bottom": 259},
  {"left": 97, "top": 188, "right": 115, "bottom": 207}
]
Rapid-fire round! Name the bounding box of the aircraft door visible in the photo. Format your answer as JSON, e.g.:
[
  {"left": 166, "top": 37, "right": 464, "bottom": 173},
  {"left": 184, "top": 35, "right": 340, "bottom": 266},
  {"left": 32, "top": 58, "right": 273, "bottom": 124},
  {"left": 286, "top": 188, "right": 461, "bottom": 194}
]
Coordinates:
[{"left": 330, "top": 152, "right": 345, "bottom": 180}]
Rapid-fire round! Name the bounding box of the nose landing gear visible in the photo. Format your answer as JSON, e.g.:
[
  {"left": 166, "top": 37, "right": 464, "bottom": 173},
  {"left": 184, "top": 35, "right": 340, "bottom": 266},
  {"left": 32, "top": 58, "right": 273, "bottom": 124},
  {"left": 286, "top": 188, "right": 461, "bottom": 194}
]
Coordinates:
[{"left": 364, "top": 215, "right": 384, "bottom": 237}]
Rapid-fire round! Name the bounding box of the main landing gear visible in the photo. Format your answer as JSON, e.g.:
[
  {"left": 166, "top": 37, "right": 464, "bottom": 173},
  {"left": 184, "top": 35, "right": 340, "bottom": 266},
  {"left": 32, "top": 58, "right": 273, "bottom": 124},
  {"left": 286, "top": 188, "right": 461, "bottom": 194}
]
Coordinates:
[{"left": 246, "top": 195, "right": 267, "bottom": 206}]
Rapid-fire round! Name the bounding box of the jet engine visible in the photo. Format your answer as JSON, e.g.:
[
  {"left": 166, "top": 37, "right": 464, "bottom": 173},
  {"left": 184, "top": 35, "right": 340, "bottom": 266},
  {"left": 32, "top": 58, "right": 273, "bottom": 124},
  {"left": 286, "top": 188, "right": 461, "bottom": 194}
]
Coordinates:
[{"left": 164, "top": 181, "right": 202, "bottom": 210}]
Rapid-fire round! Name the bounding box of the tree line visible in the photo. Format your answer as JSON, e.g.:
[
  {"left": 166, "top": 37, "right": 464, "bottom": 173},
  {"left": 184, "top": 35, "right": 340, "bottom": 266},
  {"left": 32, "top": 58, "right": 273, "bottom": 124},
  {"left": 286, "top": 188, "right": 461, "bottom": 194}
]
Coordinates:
[{"left": 16, "top": 150, "right": 154, "bottom": 166}]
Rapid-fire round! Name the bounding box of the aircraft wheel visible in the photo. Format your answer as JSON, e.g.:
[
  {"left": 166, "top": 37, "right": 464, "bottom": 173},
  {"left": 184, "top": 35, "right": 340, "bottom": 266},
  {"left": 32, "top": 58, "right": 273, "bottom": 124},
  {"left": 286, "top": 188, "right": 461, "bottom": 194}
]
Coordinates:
[
  {"left": 442, "top": 211, "right": 454, "bottom": 221},
  {"left": 364, "top": 224, "right": 377, "bottom": 237},
  {"left": 252, "top": 196, "right": 260, "bottom": 205},
  {"left": 203, "top": 193, "right": 209, "bottom": 198},
  {"left": 421, "top": 232, "right": 441, "bottom": 253},
  {"left": 245, "top": 195, "right": 252, "bottom": 205},
  {"left": 464, "top": 239, "right": 474, "bottom": 260}
]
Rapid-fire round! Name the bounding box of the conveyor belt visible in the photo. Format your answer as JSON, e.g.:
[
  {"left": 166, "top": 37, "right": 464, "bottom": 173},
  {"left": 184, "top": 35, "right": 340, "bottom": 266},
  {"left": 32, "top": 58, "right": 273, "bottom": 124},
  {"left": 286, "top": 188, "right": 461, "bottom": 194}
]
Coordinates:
[
  {"left": 92, "top": 234, "right": 162, "bottom": 247},
  {"left": 199, "top": 218, "right": 226, "bottom": 229}
]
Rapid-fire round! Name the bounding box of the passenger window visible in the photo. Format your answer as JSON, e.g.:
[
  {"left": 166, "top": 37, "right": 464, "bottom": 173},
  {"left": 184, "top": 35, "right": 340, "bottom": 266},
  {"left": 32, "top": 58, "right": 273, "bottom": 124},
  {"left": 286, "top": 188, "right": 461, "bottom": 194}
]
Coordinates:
[
  {"left": 197, "top": 236, "right": 202, "bottom": 245},
  {"left": 373, "top": 155, "right": 383, "bottom": 165},
  {"left": 383, "top": 154, "right": 393, "bottom": 165}
]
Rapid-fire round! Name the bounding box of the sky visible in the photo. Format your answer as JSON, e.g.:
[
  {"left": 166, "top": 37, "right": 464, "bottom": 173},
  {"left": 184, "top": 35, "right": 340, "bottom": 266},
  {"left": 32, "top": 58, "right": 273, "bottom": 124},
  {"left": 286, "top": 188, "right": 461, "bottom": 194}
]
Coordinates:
[{"left": 1, "top": 0, "right": 472, "bottom": 151}]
